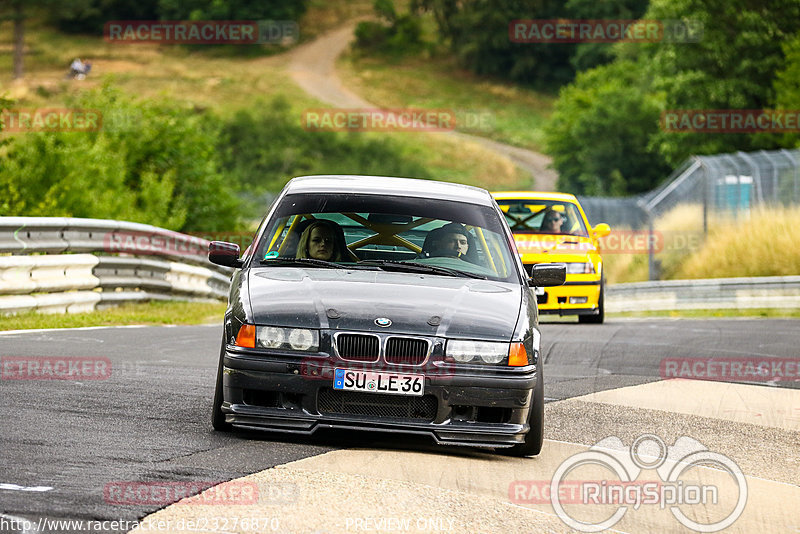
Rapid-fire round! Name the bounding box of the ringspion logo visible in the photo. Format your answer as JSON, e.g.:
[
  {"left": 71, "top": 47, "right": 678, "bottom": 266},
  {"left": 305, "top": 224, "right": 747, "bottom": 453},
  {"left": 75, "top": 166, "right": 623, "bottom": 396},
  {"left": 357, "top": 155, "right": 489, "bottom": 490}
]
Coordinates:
[{"left": 546, "top": 434, "right": 747, "bottom": 532}]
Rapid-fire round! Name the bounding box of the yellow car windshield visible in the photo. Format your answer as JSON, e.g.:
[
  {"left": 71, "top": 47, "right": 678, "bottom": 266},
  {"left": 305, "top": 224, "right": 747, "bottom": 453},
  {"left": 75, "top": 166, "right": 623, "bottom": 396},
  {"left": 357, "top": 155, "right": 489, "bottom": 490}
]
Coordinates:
[{"left": 498, "top": 200, "right": 589, "bottom": 237}]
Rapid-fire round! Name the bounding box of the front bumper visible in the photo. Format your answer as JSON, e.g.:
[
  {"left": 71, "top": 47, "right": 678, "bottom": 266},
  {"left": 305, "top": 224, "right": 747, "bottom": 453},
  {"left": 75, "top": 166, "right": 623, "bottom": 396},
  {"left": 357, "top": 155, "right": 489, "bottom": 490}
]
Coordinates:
[
  {"left": 220, "top": 349, "right": 538, "bottom": 448},
  {"left": 535, "top": 280, "right": 601, "bottom": 315}
]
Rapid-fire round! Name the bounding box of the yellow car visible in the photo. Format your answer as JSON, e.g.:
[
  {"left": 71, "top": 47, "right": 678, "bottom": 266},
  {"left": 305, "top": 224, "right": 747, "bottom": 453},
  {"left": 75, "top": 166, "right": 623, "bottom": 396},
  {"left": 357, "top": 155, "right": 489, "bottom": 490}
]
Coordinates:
[{"left": 492, "top": 191, "right": 610, "bottom": 323}]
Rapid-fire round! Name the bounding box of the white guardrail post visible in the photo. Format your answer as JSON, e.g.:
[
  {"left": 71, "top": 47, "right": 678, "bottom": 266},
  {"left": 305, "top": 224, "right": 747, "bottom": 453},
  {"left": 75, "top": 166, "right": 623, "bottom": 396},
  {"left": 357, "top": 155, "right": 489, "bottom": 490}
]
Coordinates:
[{"left": 0, "top": 217, "right": 234, "bottom": 315}]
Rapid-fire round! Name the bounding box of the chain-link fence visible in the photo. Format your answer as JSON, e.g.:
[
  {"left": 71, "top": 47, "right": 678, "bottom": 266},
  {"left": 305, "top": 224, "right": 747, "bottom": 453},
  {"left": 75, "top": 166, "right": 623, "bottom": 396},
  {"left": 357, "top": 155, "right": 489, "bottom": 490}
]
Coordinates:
[
  {"left": 577, "top": 148, "right": 800, "bottom": 279},
  {"left": 580, "top": 148, "right": 800, "bottom": 228}
]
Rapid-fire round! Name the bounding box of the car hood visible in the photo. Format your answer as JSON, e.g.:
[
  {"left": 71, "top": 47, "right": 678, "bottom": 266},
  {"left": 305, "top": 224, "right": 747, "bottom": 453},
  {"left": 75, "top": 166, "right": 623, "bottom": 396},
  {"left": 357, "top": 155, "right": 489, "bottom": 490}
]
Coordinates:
[{"left": 247, "top": 268, "right": 521, "bottom": 340}]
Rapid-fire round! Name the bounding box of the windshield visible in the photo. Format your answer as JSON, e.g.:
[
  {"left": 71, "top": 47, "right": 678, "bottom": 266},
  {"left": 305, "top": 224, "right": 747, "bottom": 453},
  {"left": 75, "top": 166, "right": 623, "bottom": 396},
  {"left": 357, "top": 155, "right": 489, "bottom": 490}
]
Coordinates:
[
  {"left": 252, "top": 193, "right": 522, "bottom": 283},
  {"left": 496, "top": 199, "right": 589, "bottom": 237}
]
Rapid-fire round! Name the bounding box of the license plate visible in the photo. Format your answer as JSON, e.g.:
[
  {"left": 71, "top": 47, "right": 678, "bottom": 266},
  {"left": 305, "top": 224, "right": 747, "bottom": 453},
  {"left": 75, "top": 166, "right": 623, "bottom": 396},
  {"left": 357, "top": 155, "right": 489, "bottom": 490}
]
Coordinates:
[
  {"left": 333, "top": 368, "right": 424, "bottom": 396},
  {"left": 534, "top": 287, "right": 545, "bottom": 296}
]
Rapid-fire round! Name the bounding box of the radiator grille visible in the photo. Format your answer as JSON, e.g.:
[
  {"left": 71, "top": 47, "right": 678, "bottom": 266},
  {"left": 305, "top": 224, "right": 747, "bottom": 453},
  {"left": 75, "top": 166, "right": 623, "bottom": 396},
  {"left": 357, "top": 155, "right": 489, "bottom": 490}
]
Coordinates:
[
  {"left": 385, "top": 337, "right": 428, "bottom": 365},
  {"left": 336, "top": 334, "right": 380, "bottom": 361},
  {"left": 317, "top": 389, "right": 437, "bottom": 421}
]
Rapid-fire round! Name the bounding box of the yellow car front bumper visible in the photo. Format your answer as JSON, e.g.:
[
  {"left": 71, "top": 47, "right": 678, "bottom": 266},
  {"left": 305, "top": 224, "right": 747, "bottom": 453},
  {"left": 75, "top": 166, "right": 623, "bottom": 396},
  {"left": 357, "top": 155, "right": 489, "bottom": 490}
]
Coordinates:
[{"left": 532, "top": 276, "right": 602, "bottom": 316}]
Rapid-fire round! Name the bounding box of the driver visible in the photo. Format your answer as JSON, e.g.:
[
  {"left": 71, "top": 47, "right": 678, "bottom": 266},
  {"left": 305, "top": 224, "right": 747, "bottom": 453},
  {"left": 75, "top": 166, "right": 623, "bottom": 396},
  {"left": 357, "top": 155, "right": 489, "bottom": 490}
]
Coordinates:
[
  {"left": 540, "top": 208, "right": 566, "bottom": 234},
  {"left": 424, "top": 222, "right": 471, "bottom": 259}
]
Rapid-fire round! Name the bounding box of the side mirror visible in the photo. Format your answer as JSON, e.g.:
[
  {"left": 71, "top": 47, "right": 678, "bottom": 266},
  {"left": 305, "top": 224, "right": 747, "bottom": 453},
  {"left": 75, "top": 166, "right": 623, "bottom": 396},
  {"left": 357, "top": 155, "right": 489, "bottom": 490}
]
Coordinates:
[
  {"left": 529, "top": 263, "right": 566, "bottom": 287},
  {"left": 592, "top": 223, "right": 611, "bottom": 238},
  {"left": 209, "top": 241, "right": 243, "bottom": 268}
]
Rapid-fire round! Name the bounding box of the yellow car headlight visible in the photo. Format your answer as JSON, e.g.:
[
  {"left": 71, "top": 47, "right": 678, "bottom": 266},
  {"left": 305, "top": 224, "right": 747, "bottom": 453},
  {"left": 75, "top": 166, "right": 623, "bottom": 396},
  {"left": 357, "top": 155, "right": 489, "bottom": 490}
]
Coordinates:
[{"left": 566, "top": 262, "right": 595, "bottom": 274}]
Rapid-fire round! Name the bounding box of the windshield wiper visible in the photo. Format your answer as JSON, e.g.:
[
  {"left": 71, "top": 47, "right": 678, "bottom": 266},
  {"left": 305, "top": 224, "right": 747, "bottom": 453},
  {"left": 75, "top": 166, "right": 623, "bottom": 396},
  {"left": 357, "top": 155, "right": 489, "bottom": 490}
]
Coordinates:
[
  {"left": 357, "top": 260, "right": 487, "bottom": 279},
  {"left": 259, "top": 257, "right": 347, "bottom": 269}
]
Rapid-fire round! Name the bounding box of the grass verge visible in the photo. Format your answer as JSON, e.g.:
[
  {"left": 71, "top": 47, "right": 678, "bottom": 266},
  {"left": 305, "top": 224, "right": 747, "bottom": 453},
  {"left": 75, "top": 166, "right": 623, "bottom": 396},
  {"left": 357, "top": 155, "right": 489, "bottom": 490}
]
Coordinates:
[
  {"left": 601, "top": 204, "right": 800, "bottom": 284},
  {"left": 337, "top": 53, "right": 555, "bottom": 152},
  {"left": 0, "top": 300, "right": 226, "bottom": 331},
  {"left": 677, "top": 206, "right": 800, "bottom": 279}
]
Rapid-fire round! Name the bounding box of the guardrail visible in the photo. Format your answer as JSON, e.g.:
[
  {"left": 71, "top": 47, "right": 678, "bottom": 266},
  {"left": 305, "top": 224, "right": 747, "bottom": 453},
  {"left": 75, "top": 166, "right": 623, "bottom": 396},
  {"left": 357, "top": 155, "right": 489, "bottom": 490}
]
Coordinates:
[
  {"left": 0, "top": 217, "right": 234, "bottom": 315},
  {"left": 607, "top": 276, "right": 800, "bottom": 312}
]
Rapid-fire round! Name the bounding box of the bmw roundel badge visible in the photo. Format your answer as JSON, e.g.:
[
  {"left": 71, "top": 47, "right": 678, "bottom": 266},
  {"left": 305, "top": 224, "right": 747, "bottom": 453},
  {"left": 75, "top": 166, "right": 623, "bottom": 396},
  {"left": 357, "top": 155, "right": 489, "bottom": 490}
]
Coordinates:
[{"left": 375, "top": 317, "right": 392, "bottom": 327}]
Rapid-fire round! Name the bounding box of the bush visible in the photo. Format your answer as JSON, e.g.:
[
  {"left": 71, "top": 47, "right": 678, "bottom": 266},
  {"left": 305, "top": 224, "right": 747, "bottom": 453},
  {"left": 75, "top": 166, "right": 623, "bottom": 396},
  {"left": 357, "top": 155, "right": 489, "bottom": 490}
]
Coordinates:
[
  {"left": 354, "top": 0, "right": 425, "bottom": 56},
  {"left": 0, "top": 85, "right": 240, "bottom": 232}
]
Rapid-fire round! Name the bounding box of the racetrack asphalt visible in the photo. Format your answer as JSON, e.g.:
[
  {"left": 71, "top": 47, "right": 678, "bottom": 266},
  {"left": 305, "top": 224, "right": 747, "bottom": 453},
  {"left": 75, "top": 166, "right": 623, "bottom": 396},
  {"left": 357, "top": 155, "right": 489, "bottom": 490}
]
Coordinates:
[{"left": 0, "top": 319, "right": 798, "bottom": 533}]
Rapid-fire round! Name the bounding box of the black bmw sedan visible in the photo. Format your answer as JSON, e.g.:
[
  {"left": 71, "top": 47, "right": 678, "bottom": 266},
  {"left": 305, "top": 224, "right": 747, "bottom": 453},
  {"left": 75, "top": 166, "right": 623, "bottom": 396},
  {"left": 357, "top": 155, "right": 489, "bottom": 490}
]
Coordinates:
[{"left": 208, "top": 175, "right": 564, "bottom": 456}]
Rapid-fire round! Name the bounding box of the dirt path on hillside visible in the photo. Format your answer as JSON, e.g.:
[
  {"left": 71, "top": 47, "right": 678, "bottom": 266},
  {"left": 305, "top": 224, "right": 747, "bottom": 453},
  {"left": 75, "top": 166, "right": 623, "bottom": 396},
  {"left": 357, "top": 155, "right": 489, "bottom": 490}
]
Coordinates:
[{"left": 288, "top": 24, "right": 558, "bottom": 191}]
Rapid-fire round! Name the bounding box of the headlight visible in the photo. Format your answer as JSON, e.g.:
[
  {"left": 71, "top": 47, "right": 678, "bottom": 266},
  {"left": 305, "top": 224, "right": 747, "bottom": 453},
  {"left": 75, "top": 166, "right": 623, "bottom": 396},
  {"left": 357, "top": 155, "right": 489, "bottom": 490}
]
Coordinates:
[
  {"left": 259, "top": 326, "right": 285, "bottom": 348},
  {"left": 256, "top": 326, "right": 319, "bottom": 352},
  {"left": 446, "top": 340, "right": 508, "bottom": 365},
  {"left": 566, "top": 262, "right": 595, "bottom": 274}
]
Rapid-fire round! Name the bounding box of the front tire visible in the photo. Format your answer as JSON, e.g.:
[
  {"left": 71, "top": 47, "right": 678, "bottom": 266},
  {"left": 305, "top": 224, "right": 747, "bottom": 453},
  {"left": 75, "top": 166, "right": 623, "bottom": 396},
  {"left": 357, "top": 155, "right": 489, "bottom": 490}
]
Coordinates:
[
  {"left": 505, "top": 369, "right": 544, "bottom": 457},
  {"left": 211, "top": 339, "right": 232, "bottom": 432},
  {"left": 579, "top": 280, "right": 604, "bottom": 324}
]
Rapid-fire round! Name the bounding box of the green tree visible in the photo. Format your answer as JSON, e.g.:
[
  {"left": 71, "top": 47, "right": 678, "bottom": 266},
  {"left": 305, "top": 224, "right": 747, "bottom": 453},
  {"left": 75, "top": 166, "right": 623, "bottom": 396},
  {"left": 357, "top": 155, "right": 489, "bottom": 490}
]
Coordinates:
[
  {"left": 414, "top": 0, "right": 573, "bottom": 88},
  {"left": 355, "top": 0, "right": 425, "bottom": 56},
  {"left": 547, "top": 0, "right": 800, "bottom": 195},
  {"left": 415, "top": 0, "right": 651, "bottom": 88},
  {"left": 156, "top": 0, "right": 307, "bottom": 22},
  {"left": 565, "top": 0, "right": 649, "bottom": 72},
  {"left": 775, "top": 32, "right": 800, "bottom": 108},
  {"left": 48, "top": 0, "right": 306, "bottom": 34},
  {"left": 771, "top": 31, "right": 800, "bottom": 148},
  {"left": 545, "top": 60, "right": 670, "bottom": 195},
  {"left": 646, "top": 0, "right": 800, "bottom": 166},
  {"left": 48, "top": 0, "right": 160, "bottom": 34}
]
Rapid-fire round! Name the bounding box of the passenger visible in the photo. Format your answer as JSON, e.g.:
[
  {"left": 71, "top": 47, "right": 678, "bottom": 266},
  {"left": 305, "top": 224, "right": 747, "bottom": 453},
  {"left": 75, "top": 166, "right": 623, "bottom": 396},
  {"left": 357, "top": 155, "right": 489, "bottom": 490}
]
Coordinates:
[
  {"left": 540, "top": 209, "right": 566, "bottom": 234},
  {"left": 295, "top": 220, "right": 350, "bottom": 261},
  {"left": 281, "top": 218, "right": 313, "bottom": 256}
]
